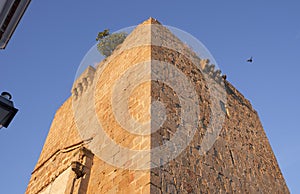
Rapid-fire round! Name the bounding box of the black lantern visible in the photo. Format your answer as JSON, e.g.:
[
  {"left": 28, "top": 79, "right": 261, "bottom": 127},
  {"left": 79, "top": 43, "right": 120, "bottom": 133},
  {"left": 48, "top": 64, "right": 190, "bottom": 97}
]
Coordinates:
[{"left": 0, "top": 91, "right": 18, "bottom": 128}]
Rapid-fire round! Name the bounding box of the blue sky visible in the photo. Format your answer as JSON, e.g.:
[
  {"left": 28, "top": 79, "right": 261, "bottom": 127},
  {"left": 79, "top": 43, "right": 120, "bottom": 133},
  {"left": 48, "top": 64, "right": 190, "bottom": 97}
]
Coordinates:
[{"left": 1, "top": 1, "right": 299, "bottom": 193}]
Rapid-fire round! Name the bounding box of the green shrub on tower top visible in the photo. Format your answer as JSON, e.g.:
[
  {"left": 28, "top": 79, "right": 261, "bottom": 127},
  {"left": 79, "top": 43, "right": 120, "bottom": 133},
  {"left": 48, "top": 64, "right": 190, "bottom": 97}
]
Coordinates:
[{"left": 96, "top": 29, "right": 127, "bottom": 57}]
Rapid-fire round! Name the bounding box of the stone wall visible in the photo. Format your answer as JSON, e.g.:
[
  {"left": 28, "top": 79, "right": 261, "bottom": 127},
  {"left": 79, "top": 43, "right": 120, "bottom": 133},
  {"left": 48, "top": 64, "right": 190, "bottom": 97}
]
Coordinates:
[
  {"left": 26, "top": 18, "right": 289, "bottom": 194},
  {"left": 150, "top": 44, "right": 289, "bottom": 193},
  {"left": 26, "top": 20, "right": 154, "bottom": 194}
]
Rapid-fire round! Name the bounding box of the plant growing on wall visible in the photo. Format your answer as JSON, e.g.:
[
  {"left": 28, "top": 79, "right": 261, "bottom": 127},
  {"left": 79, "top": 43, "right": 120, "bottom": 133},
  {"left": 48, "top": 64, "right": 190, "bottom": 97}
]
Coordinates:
[{"left": 96, "top": 29, "right": 127, "bottom": 57}]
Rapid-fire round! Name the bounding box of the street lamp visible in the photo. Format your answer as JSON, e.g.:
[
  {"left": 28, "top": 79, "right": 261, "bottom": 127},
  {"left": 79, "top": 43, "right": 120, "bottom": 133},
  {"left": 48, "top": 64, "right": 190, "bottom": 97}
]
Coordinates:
[{"left": 0, "top": 91, "right": 18, "bottom": 129}]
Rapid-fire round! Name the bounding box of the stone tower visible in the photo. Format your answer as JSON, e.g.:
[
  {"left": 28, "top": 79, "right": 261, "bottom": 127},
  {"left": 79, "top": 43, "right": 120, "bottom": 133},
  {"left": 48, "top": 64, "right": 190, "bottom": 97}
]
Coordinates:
[{"left": 26, "top": 18, "right": 289, "bottom": 193}]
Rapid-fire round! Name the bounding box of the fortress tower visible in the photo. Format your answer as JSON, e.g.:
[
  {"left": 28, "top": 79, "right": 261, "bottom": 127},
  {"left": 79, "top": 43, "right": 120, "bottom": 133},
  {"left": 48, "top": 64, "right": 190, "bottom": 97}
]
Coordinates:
[{"left": 26, "top": 18, "right": 289, "bottom": 193}]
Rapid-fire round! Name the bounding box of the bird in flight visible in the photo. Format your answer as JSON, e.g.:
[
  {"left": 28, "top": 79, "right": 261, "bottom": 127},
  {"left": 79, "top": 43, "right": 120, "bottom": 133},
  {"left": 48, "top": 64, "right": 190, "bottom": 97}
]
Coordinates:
[{"left": 247, "top": 56, "right": 253, "bottom": 63}]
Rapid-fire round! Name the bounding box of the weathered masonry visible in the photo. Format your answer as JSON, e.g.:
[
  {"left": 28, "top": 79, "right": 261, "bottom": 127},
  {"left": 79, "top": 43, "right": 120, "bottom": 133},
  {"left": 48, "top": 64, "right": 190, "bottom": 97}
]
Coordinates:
[{"left": 26, "top": 18, "right": 289, "bottom": 194}]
